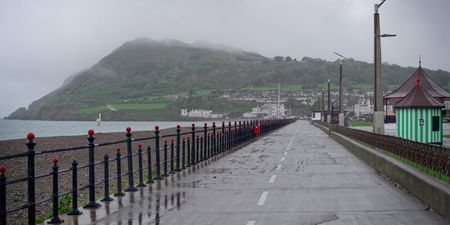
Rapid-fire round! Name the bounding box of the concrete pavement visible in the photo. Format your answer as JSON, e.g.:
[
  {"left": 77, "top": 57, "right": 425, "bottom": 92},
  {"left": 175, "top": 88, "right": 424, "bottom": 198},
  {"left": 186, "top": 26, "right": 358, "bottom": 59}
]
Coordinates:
[{"left": 72, "top": 120, "right": 448, "bottom": 225}]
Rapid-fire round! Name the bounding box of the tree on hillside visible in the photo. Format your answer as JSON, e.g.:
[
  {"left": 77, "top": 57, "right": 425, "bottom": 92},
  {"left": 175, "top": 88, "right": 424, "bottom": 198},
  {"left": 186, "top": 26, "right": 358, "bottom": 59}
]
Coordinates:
[
  {"left": 274, "top": 56, "right": 284, "bottom": 62},
  {"left": 285, "top": 56, "right": 292, "bottom": 62}
]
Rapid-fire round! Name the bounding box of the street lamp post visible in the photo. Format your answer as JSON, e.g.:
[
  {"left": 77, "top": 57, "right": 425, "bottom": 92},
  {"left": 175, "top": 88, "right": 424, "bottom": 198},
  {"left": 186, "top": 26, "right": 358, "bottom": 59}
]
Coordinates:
[
  {"left": 321, "top": 88, "right": 325, "bottom": 122},
  {"left": 373, "top": 0, "right": 396, "bottom": 134},
  {"left": 333, "top": 52, "right": 346, "bottom": 126},
  {"left": 327, "top": 79, "right": 331, "bottom": 124}
]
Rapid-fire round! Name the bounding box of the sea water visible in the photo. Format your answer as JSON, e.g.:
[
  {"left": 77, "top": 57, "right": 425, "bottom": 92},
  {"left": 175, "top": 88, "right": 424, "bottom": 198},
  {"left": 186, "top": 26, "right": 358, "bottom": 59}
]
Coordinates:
[{"left": 0, "top": 119, "right": 204, "bottom": 141}]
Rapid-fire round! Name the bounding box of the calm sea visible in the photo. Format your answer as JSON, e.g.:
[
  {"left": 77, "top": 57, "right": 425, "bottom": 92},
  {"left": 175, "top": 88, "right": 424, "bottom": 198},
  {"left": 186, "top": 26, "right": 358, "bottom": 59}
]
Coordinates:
[{"left": 0, "top": 119, "right": 204, "bottom": 141}]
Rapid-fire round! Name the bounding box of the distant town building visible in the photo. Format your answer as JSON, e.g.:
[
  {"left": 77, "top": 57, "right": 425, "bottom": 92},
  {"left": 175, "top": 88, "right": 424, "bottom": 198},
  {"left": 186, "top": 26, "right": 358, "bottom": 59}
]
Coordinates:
[
  {"left": 181, "top": 109, "right": 224, "bottom": 119},
  {"left": 181, "top": 109, "right": 188, "bottom": 117},
  {"left": 353, "top": 99, "right": 373, "bottom": 117},
  {"left": 243, "top": 103, "right": 286, "bottom": 119}
]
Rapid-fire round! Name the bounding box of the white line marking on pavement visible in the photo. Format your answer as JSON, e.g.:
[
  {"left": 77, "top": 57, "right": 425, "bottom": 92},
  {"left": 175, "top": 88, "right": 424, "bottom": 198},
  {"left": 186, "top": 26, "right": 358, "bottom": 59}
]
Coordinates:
[
  {"left": 276, "top": 164, "right": 282, "bottom": 170},
  {"left": 280, "top": 157, "right": 285, "bottom": 162},
  {"left": 269, "top": 175, "right": 277, "bottom": 183},
  {"left": 246, "top": 221, "right": 256, "bottom": 225},
  {"left": 257, "top": 191, "right": 269, "bottom": 205}
]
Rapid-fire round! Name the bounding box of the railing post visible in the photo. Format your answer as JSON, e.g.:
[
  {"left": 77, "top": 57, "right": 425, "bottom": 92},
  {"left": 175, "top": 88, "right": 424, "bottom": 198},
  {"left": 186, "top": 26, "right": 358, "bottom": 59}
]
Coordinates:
[
  {"left": 196, "top": 136, "right": 200, "bottom": 163},
  {"left": 203, "top": 123, "right": 208, "bottom": 160},
  {"left": 238, "top": 120, "right": 244, "bottom": 142},
  {"left": 234, "top": 121, "right": 237, "bottom": 147},
  {"left": 228, "top": 122, "right": 232, "bottom": 150},
  {"left": 26, "top": 132, "right": 36, "bottom": 225},
  {"left": 191, "top": 124, "right": 196, "bottom": 166},
  {"left": 207, "top": 134, "right": 211, "bottom": 158},
  {"left": 163, "top": 140, "right": 168, "bottom": 177},
  {"left": 0, "top": 167, "right": 7, "bottom": 225},
  {"left": 221, "top": 122, "right": 225, "bottom": 153},
  {"left": 182, "top": 138, "right": 186, "bottom": 169},
  {"left": 49, "top": 157, "right": 63, "bottom": 224},
  {"left": 154, "top": 126, "right": 162, "bottom": 180},
  {"left": 170, "top": 140, "right": 175, "bottom": 173},
  {"left": 114, "top": 148, "right": 125, "bottom": 197},
  {"left": 146, "top": 146, "right": 153, "bottom": 184},
  {"left": 200, "top": 136, "right": 204, "bottom": 161},
  {"left": 137, "top": 145, "right": 146, "bottom": 188},
  {"left": 84, "top": 129, "right": 101, "bottom": 208},
  {"left": 101, "top": 155, "right": 114, "bottom": 201},
  {"left": 67, "top": 160, "right": 82, "bottom": 215},
  {"left": 125, "top": 127, "right": 137, "bottom": 192},
  {"left": 186, "top": 137, "right": 191, "bottom": 167},
  {"left": 176, "top": 125, "right": 181, "bottom": 171},
  {"left": 212, "top": 122, "right": 216, "bottom": 156}
]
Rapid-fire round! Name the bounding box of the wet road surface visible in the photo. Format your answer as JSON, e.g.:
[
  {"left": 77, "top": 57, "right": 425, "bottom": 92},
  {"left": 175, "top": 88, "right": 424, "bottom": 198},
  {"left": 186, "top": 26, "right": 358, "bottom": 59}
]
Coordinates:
[{"left": 67, "top": 120, "right": 448, "bottom": 225}]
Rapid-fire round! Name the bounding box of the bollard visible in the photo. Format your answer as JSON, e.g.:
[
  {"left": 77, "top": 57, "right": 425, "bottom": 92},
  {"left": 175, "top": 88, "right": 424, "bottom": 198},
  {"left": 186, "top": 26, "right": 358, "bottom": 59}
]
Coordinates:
[
  {"left": 137, "top": 145, "right": 146, "bottom": 188},
  {"left": 163, "top": 141, "right": 168, "bottom": 177},
  {"left": 114, "top": 148, "right": 125, "bottom": 197},
  {"left": 170, "top": 140, "right": 175, "bottom": 173},
  {"left": 176, "top": 125, "right": 181, "bottom": 172},
  {"left": 191, "top": 124, "right": 196, "bottom": 166},
  {"left": 203, "top": 123, "right": 207, "bottom": 160},
  {"left": 0, "top": 166, "right": 7, "bottom": 225},
  {"left": 146, "top": 146, "right": 153, "bottom": 184},
  {"left": 84, "top": 129, "right": 101, "bottom": 208},
  {"left": 186, "top": 137, "right": 191, "bottom": 167},
  {"left": 26, "top": 132, "right": 37, "bottom": 224},
  {"left": 154, "top": 126, "right": 162, "bottom": 180},
  {"left": 182, "top": 138, "right": 186, "bottom": 169},
  {"left": 212, "top": 122, "right": 216, "bottom": 156},
  {"left": 49, "top": 157, "right": 64, "bottom": 224},
  {"left": 125, "top": 127, "right": 137, "bottom": 192},
  {"left": 196, "top": 136, "right": 200, "bottom": 163},
  {"left": 67, "top": 161, "right": 82, "bottom": 215},
  {"left": 101, "top": 155, "right": 114, "bottom": 202}
]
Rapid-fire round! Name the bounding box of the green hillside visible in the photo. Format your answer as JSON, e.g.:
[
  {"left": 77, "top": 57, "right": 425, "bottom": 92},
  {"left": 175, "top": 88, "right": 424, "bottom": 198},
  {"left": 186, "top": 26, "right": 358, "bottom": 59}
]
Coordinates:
[{"left": 7, "top": 38, "right": 450, "bottom": 121}]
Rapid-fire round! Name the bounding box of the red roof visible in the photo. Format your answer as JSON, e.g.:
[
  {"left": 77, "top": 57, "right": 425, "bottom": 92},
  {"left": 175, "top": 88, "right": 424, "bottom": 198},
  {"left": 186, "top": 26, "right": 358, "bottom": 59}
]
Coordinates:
[
  {"left": 394, "top": 80, "right": 444, "bottom": 109},
  {"left": 384, "top": 66, "right": 450, "bottom": 102}
]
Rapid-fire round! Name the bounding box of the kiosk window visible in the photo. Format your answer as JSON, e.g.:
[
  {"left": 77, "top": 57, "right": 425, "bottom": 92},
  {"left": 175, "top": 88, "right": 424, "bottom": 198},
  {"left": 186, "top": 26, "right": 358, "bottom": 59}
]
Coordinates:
[{"left": 432, "top": 116, "right": 440, "bottom": 132}]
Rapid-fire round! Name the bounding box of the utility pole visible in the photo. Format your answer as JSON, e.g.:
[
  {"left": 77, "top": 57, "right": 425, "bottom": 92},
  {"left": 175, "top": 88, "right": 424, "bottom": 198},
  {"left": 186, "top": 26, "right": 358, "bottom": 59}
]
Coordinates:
[
  {"left": 373, "top": 0, "right": 395, "bottom": 134},
  {"left": 333, "top": 51, "right": 346, "bottom": 126},
  {"left": 373, "top": 2, "right": 384, "bottom": 134},
  {"left": 277, "top": 84, "right": 281, "bottom": 118}
]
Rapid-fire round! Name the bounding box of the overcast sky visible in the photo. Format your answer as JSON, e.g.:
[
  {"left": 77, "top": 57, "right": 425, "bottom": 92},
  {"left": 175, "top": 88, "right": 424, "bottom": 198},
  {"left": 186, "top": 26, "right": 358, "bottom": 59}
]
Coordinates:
[{"left": 1, "top": 0, "right": 449, "bottom": 118}]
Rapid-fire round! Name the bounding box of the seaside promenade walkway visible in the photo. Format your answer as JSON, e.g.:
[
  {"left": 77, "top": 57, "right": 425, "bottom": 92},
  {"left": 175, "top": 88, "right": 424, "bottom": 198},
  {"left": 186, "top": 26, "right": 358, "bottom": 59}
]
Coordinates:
[{"left": 63, "top": 120, "right": 448, "bottom": 225}]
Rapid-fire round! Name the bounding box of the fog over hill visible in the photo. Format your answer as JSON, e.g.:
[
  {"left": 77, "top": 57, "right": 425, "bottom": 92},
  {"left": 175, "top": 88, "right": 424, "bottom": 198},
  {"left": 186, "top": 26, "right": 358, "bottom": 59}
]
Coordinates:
[{"left": 7, "top": 38, "right": 450, "bottom": 121}]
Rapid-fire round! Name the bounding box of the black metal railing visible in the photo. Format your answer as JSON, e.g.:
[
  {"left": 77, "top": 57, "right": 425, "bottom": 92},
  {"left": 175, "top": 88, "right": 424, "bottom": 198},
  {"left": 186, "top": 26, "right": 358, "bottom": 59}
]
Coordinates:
[
  {"left": 329, "top": 125, "right": 450, "bottom": 182},
  {"left": 0, "top": 118, "right": 295, "bottom": 224}
]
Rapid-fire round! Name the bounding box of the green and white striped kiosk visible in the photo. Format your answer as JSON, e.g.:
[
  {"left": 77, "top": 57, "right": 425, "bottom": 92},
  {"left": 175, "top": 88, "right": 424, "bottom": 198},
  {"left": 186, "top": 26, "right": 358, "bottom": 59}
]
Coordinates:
[{"left": 394, "top": 80, "right": 444, "bottom": 144}]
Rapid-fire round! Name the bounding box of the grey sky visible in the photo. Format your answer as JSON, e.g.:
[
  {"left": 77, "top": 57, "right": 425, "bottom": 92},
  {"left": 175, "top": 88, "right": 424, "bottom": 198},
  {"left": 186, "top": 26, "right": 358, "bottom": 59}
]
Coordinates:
[{"left": 1, "top": 0, "right": 449, "bottom": 118}]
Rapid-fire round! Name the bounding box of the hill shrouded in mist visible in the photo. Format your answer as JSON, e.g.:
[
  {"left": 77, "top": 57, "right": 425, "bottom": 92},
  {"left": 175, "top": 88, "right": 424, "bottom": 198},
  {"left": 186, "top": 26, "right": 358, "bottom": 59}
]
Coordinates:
[{"left": 7, "top": 38, "right": 450, "bottom": 121}]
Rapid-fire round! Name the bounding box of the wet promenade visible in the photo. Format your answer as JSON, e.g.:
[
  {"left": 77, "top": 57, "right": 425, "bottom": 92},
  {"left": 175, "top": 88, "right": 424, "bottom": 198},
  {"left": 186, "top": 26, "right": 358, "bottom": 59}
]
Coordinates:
[{"left": 64, "top": 120, "right": 448, "bottom": 225}]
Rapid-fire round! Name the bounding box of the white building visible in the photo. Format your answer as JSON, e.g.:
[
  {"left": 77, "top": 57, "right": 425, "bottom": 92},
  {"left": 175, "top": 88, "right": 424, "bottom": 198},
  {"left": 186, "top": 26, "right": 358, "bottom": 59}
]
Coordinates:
[
  {"left": 353, "top": 99, "right": 373, "bottom": 117},
  {"left": 243, "top": 103, "right": 287, "bottom": 119},
  {"left": 181, "top": 109, "right": 188, "bottom": 117}
]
